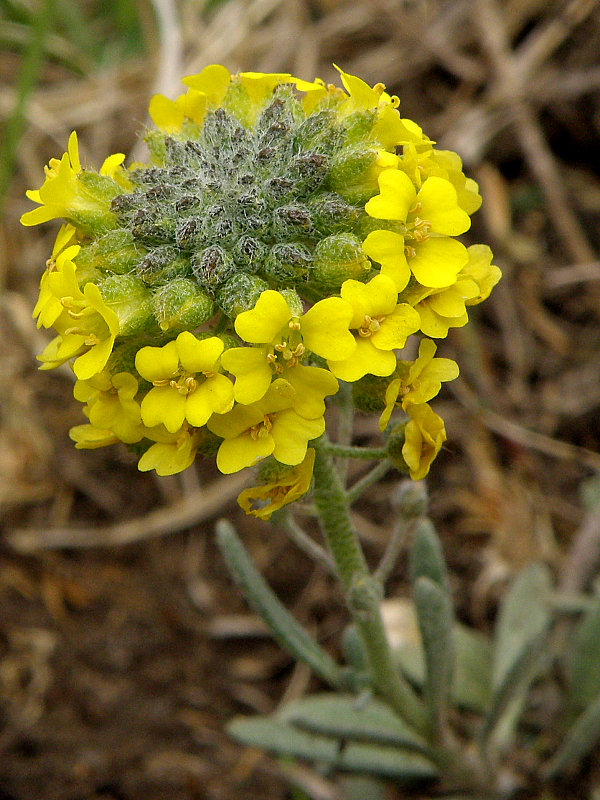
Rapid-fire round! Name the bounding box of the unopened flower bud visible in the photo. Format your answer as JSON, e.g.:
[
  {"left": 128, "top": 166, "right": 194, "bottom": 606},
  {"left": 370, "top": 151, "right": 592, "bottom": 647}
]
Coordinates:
[
  {"left": 327, "top": 148, "right": 379, "bottom": 204},
  {"left": 309, "top": 233, "right": 370, "bottom": 288},
  {"left": 310, "top": 193, "right": 361, "bottom": 235},
  {"left": 216, "top": 273, "right": 269, "bottom": 318},
  {"left": 262, "top": 243, "right": 312, "bottom": 283},
  {"left": 191, "top": 245, "right": 235, "bottom": 291},
  {"left": 98, "top": 274, "right": 154, "bottom": 336},
  {"left": 76, "top": 229, "right": 142, "bottom": 278},
  {"left": 137, "top": 246, "right": 189, "bottom": 286},
  {"left": 152, "top": 277, "right": 213, "bottom": 331},
  {"left": 390, "top": 479, "right": 427, "bottom": 517},
  {"left": 342, "top": 110, "right": 377, "bottom": 144},
  {"left": 385, "top": 423, "right": 410, "bottom": 473},
  {"left": 351, "top": 373, "right": 389, "bottom": 414}
]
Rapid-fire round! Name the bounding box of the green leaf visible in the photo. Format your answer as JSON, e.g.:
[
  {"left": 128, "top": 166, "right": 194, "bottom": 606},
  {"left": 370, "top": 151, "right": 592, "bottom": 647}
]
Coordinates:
[
  {"left": 567, "top": 593, "right": 600, "bottom": 710},
  {"left": 491, "top": 563, "right": 553, "bottom": 692},
  {"left": 413, "top": 576, "right": 454, "bottom": 738},
  {"left": 279, "top": 693, "right": 429, "bottom": 753},
  {"left": 380, "top": 599, "right": 492, "bottom": 713},
  {"left": 483, "top": 563, "right": 553, "bottom": 750},
  {"left": 409, "top": 519, "right": 448, "bottom": 589},
  {"left": 544, "top": 690, "right": 600, "bottom": 778},
  {"left": 227, "top": 716, "right": 438, "bottom": 783},
  {"left": 216, "top": 520, "right": 346, "bottom": 690}
]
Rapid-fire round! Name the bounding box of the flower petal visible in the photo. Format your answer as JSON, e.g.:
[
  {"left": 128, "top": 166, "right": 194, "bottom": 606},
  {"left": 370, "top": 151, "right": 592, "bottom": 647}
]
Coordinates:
[
  {"left": 328, "top": 337, "right": 396, "bottom": 382},
  {"left": 271, "top": 410, "right": 325, "bottom": 465},
  {"left": 300, "top": 297, "right": 355, "bottom": 360},
  {"left": 135, "top": 340, "right": 179, "bottom": 382},
  {"left": 365, "top": 169, "right": 416, "bottom": 221},
  {"left": 362, "top": 230, "right": 411, "bottom": 292},
  {"left": 235, "top": 290, "right": 291, "bottom": 344},
  {"left": 216, "top": 433, "right": 274, "bottom": 474},
  {"left": 409, "top": 237, "right": 468, "bottom": 288}
]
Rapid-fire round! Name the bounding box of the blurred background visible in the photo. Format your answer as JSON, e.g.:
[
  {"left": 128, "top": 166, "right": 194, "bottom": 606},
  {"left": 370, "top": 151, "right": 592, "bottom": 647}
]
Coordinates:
[{"left": 2, "top": 0, "right": 600, "bottom": 797}]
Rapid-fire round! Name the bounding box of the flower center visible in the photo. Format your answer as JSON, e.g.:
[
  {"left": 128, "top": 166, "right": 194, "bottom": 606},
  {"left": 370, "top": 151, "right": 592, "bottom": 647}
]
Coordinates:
[
  {"left": 358, "top": 314, "right": 384, "bottom": 337},
  {"left": 249, "top": 414, "right": 275, "bottom": 440}
]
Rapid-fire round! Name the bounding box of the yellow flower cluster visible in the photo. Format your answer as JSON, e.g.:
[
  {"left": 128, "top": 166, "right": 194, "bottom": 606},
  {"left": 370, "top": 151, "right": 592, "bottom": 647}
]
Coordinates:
[{"left": 23, "top": 65, "right": 500, "bottom": 516}]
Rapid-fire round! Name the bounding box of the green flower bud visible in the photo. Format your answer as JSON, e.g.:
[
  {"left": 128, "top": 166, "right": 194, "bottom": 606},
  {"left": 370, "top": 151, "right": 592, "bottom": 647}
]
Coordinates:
[
  {"left": 262, "top": 243, "right": 312, "bottom": 283},
  {"left": 98, "top": 274, "right": 154, "bottom": 336},
  {"left": 232, "top": 235, "right": 268, "bottom": 270},
  {"left": 385, "top": 422, "right": 410, "bottom": 473},
  {"left": 288, "top": 152, "right": 329, "bottom": 196},
  {"left": 309, "top": 233, "right": 370, "bottom": 288},
  {"left": 351, "top": 373, "right": 389, "bottom": 414},
  {"left": 191, "top": 245, "right": 235, "bottom": 291},
  {"left": 310, "top": 193, "right": 361, "bottom": 235},
  {"left": 295, "top": 110, "right": 341, "bottom": 152},
  {"left": 137, "top": 246, "right": 190, "bottom": 286},
  {"left": 271, "top": 203, "right": 313, "bottom": 239},
  {"left": 342, "top": 110, "right": 377, "bottom": 144},
  {"left": 216, "top": 272, "right": 269, "bottom": 318},
  {"left": 130, "top": 208, "right": 176, "bottom": 246},
  {"left": 327, "top": 148, "right": 379, "bottom": 204},
  {"left": 76, "top": 229, "right": 144, "bottom": 279},
  {"left": 152, "top": 278, "right": 213, "bottom": 332},
  {"left": 70, "top": 172, "right": 122, "bottom": 233},
  {"left": 279, "top": 288, "right": 303, "bottom": 317}
]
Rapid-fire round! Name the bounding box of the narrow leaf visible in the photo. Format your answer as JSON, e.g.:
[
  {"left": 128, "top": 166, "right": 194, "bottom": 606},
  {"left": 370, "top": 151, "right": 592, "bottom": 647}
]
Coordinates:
[
  {"left": 228, "top": 717, "right": 438, "bottom": 782},
  {"left": 409, "top": 519, "right": 448, "bottom": 589},
  {"left": 216, "top": 519, "right": 345, "bottom": 689},
  {"left": 280, "top": 693, "right": 430, "bottom": 753},
  {"left": 544, "top": 691, "right": 600, "bottom": 778},
  {"left": 567, "top": 593, "right": 600, "bottom": 710},
  {"left": 483, "top": 563, "right": 553, "bottom": 751},
  {"left": 413, "top": 576, "right": 455, "bottom": 739}
]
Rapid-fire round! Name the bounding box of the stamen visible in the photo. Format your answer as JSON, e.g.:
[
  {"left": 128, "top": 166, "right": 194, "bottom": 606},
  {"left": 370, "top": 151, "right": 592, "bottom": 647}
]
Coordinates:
[{"left": 288, "top": 319, "right": 301, "bottom": 331}]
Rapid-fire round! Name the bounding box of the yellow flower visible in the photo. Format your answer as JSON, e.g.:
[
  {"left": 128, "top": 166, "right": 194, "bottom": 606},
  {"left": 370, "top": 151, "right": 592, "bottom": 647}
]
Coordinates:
[
  {"left": 402, "top": 402, "right": 447, "bottom": 480},
  {"left": 237, "top": 449, "right": 315, "bottom": 519},
  {"left": 36, "top": 260, "right": 119, "bottom": 379},
  {"left": 207, "top": 379, "right": 324, "bottom": 474},
  {"left": 221, "top": 345, "right": 339, "bottom": 419},
  {"left": 135, "top": 333, "right": 234, "bottom": 433},
  {"left": 399, "top": 143, "right": 482, "bottom": 215},
  {"left": 379, "top": 339, "right": 459, "bottom": 430},
  {"left": 327, "top": 274, "right": 420, "bottom": 382},
  {"left": 33, "top": 224, "right": 80, "bottom": 329},
  {"left": 234, "top": 289, "right": 356, "bottom": 361},
  {"left": 74, "top": 371, "right": 143, "bottom": 444},
  {"left": 69, "top": 423, "right": 118, "bottom": 449},
  {"left": 21, "top": 132, "right": 122, "bottom": 232},
  {"left": 363, "top": 169, "right": 471, "bottom": 290},
  {"left": 138, "top": 423, "right": 200, "bottom": 476},
  {"left": 402, "top": 244, "right": 502, "bottom": 338},
  {"left": 224, "top": 289, "right": 352, "bottom": 412},
  {"left": 149, "top": 64, "right": 232, "bottom": 132}
]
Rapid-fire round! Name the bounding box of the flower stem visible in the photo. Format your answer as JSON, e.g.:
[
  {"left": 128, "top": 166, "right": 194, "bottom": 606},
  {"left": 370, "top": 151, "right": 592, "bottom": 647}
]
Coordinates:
[
  {"left": 322, "top": 442, "right": 388, "bottom": 460},
  {"left": 312, "top": 437, "right": 427, "bottom": 733}
]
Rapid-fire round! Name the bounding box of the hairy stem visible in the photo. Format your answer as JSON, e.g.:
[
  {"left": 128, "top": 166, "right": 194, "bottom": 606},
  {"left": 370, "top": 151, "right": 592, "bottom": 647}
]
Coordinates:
[{"left": 312, "top": 437, "right": 426, "bottom": 733}]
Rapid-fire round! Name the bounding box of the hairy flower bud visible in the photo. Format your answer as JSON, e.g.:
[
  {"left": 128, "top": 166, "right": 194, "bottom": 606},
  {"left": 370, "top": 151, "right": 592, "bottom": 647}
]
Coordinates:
[
  {"left": 310, "top": 233, "right": 370, "bottom": 288},
  {"left": 152, "top": 277, "right": 213, "bottom": 331}
]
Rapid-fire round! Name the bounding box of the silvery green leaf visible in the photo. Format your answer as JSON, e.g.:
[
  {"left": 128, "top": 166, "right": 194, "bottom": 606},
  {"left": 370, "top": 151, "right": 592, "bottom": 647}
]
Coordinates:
[
  {"left": 567, "top": 593, "right": 600, "bottom": 710},
  {"left": 414, "top": 576, "right": 454, "bottom": 738},
  {"left": 227, "top": 716, "right": 438, "bottom": 783},
  {"left": 279, "top": 692, "right": 429, "bottom": 753},
  {"left": 492, "top": 563, "right": 553, "bottom": 692},
  {"left": 409, "top": 519, "right": 448, "bottom": 589},
  {"left": 483, "top": 563, "right": 553, "bottom": 750},
  {"left": 544, "top": 690, "right": 600, "bottom": 778}
]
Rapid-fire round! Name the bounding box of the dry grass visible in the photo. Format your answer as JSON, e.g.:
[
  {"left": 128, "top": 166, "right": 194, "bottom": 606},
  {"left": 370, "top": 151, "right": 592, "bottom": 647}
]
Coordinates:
[{"left": 1, "top": 0, "right": 600, "bottom": 797}]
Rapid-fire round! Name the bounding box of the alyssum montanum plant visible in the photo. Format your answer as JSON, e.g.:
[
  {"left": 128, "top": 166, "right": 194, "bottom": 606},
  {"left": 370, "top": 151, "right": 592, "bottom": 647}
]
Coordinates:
[{"left": 23, "top": 65, "right": 499, "bottom": 518}]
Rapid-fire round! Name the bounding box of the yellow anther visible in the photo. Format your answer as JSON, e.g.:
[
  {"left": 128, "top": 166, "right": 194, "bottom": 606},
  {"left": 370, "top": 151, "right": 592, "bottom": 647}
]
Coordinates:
[
  {"left": 45, "top": 258, "right": 56, "bottom": 271},
  {"left": 358, "top": 315, "right": 382, "bottom": 338},
  {"left": 288, "top": 319, "right": 301, "bottom": 331},
  {"left": 410, "top": 202, "right": 422, "bottom": 215},
  {"left": 83, "top": 333, "right": 101, "bottom": 346},
  {"left": 405, "top": 245, "right": 416, "bottom": 259}
]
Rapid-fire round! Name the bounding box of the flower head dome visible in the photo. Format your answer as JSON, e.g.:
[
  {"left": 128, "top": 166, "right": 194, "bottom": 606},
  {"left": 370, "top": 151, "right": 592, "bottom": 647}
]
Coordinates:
[{"left": 23, "top": 65, "right": 499, "bottom": 506}]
